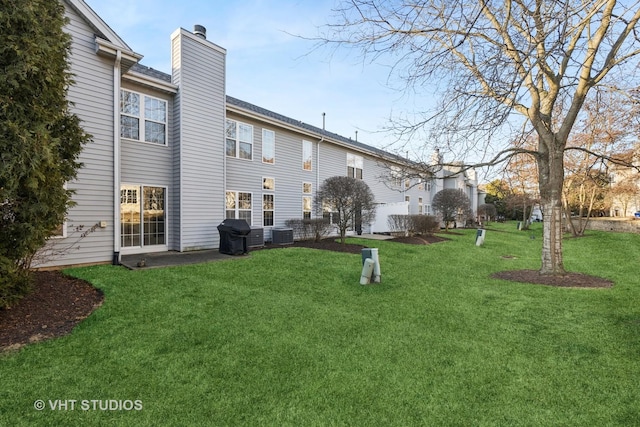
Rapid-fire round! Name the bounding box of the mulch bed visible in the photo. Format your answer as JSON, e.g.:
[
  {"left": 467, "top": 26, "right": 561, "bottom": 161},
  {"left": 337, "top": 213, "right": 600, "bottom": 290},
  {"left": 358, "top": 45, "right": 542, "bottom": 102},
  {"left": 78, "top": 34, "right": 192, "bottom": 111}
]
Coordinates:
[
  {"left": 0, "top": 271, "right": 103, "bottom": 352},
  {"left": 0, "top": 235, "right": 611, "bottom": 352},
  {"left": 492, "top": 270, "right": 613, "bottom": 288}
]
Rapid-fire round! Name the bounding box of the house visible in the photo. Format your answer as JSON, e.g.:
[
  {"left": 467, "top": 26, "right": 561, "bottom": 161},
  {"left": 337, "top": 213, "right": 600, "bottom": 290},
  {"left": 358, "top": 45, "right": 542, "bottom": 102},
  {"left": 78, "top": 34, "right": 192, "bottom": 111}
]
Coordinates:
[
  {"left": 608, "top": 149, "right": 640, "bottom": 217},
  {"left": 40, "top": 0, "right": 478, "bottom": 268}
]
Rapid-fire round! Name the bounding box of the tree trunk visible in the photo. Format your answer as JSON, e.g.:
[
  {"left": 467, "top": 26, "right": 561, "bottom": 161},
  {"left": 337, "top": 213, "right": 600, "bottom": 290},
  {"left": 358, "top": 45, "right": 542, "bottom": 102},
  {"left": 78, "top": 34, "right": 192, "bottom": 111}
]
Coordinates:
[{"left": 538, "top": 138, "right": 566, "bottom": 275}]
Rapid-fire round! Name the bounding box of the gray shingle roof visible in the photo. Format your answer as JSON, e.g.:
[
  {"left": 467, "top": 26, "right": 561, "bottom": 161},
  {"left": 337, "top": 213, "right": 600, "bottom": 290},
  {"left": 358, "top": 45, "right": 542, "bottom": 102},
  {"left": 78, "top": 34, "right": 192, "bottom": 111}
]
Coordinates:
[
  {"left": 130, "top": 63, "right": 172, "bottom": 83},
  {"left": 127, "top": 64, "right": 391, "bottom": 157},
  {"left": 225, "top": 96, "right": 389, "bottom": 157}
]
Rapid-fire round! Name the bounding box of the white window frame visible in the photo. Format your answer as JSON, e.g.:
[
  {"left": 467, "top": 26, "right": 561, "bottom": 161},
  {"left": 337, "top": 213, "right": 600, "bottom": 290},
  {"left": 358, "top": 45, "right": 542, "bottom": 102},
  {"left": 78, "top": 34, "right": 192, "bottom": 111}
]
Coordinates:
[
  {"left": 226, "top": 119, "right": 253, "bottom": 160},
  {"left": 303, "top": 182, "right": 312, "bottom": 194},
  {"left": 51, "top": 221, "right": 67, "bottom": 239},
  {"left": 262, "top": 129, "right": 275, "bottom": 164},
  {"left": 322, "top": 201, "right": 338, "bottom": 225},
  {"left": 263, "top": 193, "right": 274, "bottom": 227},
  {"left": 51, "top": 183, "right": 68, "bottom": 238},
  {"left": 226, "top": 191, "right": 253, "bottom": 225},
  {"left": 263, "top": 177, "right": 275, "bottom": 191},
  {"left": 347, "top": 153, "right": 363, "bottom": 179},
  {"left": 302, "top": 140, "right": 313, "bottom": 171},
  {"left": 390, "top": 166, "right": 402, "bottom": 188},
  {"left": 120, "top": 184, "right": 168, "bottom": 254},
  {"left": 303, "top": 196, "right": 312, "bottom": 219},
  {"left": 120, "top": 89, "right": 167, "bottom": 146}
]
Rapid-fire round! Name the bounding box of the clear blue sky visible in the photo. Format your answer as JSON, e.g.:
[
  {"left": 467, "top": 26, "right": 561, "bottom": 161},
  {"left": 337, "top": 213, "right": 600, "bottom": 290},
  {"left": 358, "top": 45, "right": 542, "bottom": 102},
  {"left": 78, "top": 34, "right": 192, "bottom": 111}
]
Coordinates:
[{"left": 85, "top": 0, "right": 405, "bottom": 150}]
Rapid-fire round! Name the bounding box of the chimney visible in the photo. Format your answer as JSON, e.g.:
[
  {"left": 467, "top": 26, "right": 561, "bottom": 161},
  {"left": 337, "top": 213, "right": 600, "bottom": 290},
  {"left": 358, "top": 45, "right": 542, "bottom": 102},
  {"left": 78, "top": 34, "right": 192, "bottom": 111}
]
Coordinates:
[{"left": 193, "top": 25, "right": 206, "bottom": 39}]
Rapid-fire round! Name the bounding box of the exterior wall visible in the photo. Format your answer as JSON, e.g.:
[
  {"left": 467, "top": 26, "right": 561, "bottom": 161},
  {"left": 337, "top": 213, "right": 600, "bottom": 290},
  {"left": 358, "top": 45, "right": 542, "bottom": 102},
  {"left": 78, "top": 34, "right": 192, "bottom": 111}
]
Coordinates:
[
  {"left": 171, "top": 30, "right": 226, "bottom": 251},
  {"left": 223, "top": 111, "right": 437, "bottom": 238},
  {"left": 119, "top": 81, "right": 174, "bottom": 254},
  {"left": 224, "top": 112, "right": 314, "bottom": 232},
  {"left": 171, "top": 39, "right": 182, "bottom": 251},
  {"left": 36, "top": 4, "right": 116, "bottom": 267},
  {"left": 45, "top": 4, "right": 482, "bottom": 267}
]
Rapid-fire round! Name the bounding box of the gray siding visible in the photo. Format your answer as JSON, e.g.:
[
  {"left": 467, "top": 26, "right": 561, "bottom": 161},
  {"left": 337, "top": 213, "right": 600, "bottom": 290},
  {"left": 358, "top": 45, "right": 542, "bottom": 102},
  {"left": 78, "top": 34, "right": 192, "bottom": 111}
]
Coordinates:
[
  {"left": 37, "top": 5, "right": 116, "bottom": 267},
  {"left": 225, "top": 113, "right": 318, "bottom": 230},
  {"left": 224, "top": 112, "right": 420, "bottom": 236},
  {"left": 120, "top": 83, "right": 174, "bottom": 186},
  {"left": 172, "top": 30, "right": 226, "bottom": 251},
  {"left": 171, "top": 37, "right": 182, "bottom": 251},
  {"left": 119, "top": 82, "right": 174, "bottom": 250}
]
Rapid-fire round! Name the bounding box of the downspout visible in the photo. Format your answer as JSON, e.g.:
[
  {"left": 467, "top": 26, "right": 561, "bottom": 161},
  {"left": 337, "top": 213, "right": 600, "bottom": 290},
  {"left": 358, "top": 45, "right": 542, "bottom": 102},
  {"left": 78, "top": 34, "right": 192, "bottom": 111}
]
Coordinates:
[{"left": 113, "top": 50, "right": 122, "bottom": 265}]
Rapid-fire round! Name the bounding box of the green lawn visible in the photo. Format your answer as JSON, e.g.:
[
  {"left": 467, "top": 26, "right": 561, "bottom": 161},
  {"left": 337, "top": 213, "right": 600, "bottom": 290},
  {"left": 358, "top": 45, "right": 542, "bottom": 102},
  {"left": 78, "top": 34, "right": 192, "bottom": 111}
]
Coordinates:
[{"left": 2, "top": 222, "right": 640, "bottom": 426}]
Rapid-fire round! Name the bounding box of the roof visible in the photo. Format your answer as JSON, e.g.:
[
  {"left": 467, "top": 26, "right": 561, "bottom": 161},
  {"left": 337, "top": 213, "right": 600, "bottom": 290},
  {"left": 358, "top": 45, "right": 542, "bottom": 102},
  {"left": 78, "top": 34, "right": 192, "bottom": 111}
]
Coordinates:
[
  {"left": 127, "top": 63, "right": 393, "bottom": 159},
  {"left": 225, "top": 96, "right": 390, "bottom": 157},
  {"left": 130, "top": 63, "right": 172, "bottom": 83},
  {"left": 65, "top": 0, "right": 134, "bottom": 52}
]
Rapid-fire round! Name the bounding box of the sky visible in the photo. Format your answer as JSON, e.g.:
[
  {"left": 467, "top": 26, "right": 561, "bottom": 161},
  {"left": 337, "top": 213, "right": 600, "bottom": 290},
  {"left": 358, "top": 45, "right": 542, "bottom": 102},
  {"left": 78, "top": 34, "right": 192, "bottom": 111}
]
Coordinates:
[{"left": 85, "top": 0, "right": 407, "bottom": 151}]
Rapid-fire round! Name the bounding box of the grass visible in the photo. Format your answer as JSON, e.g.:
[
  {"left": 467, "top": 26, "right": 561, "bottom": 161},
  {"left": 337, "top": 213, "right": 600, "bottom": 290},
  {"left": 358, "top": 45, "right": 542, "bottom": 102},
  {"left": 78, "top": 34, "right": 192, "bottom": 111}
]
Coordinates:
[{"left": 2, "top": 222, "right": 640, "bottom": 426}]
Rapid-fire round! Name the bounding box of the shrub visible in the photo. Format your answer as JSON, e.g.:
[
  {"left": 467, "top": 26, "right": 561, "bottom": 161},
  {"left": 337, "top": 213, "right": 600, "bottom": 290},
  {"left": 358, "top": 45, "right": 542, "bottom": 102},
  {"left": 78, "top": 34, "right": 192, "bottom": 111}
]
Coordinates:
[
  {"left": 285, "top": 218, "right": 332, "bottom": 241},
  {"left": 411, "top": 215, "right": 440, "bottom": 235},
  {"left": 388, "top": 215, "right": 411, "bottom": 236},
  {"left": 388, "top": 215, "right": 439, "bottom": 236}
]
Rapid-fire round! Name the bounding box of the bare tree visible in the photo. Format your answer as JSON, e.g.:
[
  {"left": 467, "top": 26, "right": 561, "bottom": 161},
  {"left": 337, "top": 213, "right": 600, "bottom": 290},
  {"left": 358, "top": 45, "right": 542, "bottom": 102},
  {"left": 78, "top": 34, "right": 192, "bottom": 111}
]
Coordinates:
[
  {"left": 504, "top": 145, "right": 540, "bottom": 229},
  {"left": 315, "top": 176, "right": 376, "bottom": 244},
  {"left": 562, "top": 90, "right": 635, "bottom": 234},
  {"left": 477, "top": 203, "right": 497, "bottom": 222},
  {"left": 318, "top": 0, "right": 640, "bottom": 275},
  {"left": 610, "top": 178, "right": 639, "bottom": 216},
  {"left": 432, "top": 189, "right": 472, "bottom": 231}
]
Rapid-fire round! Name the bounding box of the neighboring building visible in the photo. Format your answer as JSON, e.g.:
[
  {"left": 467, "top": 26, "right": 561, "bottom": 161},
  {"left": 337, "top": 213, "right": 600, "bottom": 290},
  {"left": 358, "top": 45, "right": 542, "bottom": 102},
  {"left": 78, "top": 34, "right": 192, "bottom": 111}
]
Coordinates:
[
  {"left": 609, "top": 148, "right": 640, "bottom": 217},
  {"left": 41, "top": 0, "right": 478, "bottom": 268}
]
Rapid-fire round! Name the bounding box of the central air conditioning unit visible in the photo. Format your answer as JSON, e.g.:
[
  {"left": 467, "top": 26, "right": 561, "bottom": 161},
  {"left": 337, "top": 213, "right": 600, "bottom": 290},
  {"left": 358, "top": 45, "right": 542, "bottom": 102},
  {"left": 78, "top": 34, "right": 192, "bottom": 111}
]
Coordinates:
[
  {"left": 247, "top": 227, "right": 264, "bottom": 248},
  {"left": 271, "top": 227, "right": 294, "bottom": 245}
]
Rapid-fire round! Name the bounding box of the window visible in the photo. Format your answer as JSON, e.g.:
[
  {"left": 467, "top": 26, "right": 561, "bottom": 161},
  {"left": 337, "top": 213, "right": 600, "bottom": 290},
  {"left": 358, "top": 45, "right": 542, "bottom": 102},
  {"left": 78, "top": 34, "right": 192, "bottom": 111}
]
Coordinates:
[
  {"left": 418, "top": 197, "right": 423, "bottom": 215},
  {"left": 51, "top": 183, "right": 68, "bottom": 238},
  {"left": 51, "top": 222, "right": 67, "bottom": 238},
  {"left": 143, "top": 187, "right": 165, "bottom": 246},
  {"left": 226, "top": 191, "right": 252, "bottom": 225},
  {"left": 120, "top": 90, "right": 167, "bottom": 145},
  {"left": 405, "top": 179, "right": 411, "bottom": 190},
  {"left": 405, "top": 195, "right": 410, "bottom": 203},
  {"left": 302, "top": 140, "right": 312, "bottom": 171},
  {"left": 226, "top": 119, "right": 253, "bottom": 160},
  {"left": 263, "top": 194, "right": 274, "bottom": 227},
  {"left": 323, "top": 201, "right": 338, "bottom": 225},
  {"left": 262, "top": 129, "right": 275, "bottom": 164},
  {"left": 303, "top": 196, "right": 312, "bottom": 219},
  {"left": 426, "top": 180, "right": 432, "bottom": 192},
  {"left": 390, "top": 166, "right": 402, "bottom": 188},
  {"left": 303, "top": 182, "right": 312, "bottom": 194},
  {"left": 120, "top": 185, "right": 166, "bottom": 248},
  {"left": 263, "top": 177, "right": 275, "bottom": 191},
  {"left": 347, "top": 153, "right": 363, "bottom": 179},
  {"left": 120, "top": 187, "right": 138, "bottom": 204},
  {"left": 425, "top": 204, "right": 432, "bottom": 215}
]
